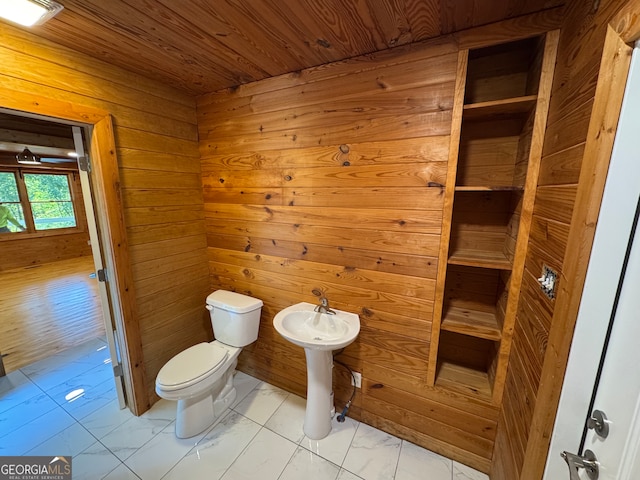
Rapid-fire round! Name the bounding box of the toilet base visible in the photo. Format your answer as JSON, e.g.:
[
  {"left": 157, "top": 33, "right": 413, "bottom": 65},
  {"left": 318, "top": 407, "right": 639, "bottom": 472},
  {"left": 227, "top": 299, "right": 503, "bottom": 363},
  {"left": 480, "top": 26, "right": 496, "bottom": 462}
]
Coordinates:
[{"left": 174, "top": 372, "right": 237, "bottom": 438}]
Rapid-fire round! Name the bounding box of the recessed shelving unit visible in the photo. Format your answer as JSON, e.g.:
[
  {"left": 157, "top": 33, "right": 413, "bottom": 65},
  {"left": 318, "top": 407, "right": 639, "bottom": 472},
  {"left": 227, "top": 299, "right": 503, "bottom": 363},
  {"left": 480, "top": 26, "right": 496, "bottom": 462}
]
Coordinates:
[
  {"left": 435, "top": 331, "right": 498, "bottom": 401},
  {"left": 440, "top": 265, "right": 509, "bottom": 342},
  {"left": 429, "top": 32, "right": 559, "bottom": 403},
  {"left": 448, "top": 191, "right": 521, "bottom": 270},
  {"left": 462, "top": 95, "right": 538, "bottom": 119}
]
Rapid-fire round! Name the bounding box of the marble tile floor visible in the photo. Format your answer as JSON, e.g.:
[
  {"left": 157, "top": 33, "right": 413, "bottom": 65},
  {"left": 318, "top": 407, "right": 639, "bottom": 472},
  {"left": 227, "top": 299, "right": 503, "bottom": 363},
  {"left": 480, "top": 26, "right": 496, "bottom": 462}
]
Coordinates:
[{"left": 0, "top": 337, "right": 489, "bottom": 480}]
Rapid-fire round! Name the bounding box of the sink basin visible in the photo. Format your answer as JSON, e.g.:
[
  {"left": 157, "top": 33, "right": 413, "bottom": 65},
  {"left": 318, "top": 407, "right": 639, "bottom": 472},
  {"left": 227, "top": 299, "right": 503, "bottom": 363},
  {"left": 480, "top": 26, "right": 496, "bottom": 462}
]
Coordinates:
[
  {"left": 273, "top": 302, "right": 360, "bottom": 351},
  {"left": 273, "top": 302, "right": 360, "bottom": 440}
]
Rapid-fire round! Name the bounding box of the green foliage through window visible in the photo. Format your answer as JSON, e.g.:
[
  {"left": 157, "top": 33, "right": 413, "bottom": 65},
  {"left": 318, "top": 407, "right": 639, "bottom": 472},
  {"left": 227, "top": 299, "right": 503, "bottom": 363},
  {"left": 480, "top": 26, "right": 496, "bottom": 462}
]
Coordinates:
[
  {"left": 0, "top": 172, "right": 26, "bottom": 232},
  {"left": 0, "top": 171, "right": 77, "bottom": 233},
  {"left": 24, "top": 174, "right": 77, "bottom": 230}
]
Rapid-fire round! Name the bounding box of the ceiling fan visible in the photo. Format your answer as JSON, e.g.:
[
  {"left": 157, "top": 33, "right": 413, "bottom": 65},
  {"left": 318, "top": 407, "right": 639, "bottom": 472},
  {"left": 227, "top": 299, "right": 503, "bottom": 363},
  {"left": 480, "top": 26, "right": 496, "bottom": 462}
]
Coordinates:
[{"left": 15, "top": 147, "right": 76, "bottom": 165}]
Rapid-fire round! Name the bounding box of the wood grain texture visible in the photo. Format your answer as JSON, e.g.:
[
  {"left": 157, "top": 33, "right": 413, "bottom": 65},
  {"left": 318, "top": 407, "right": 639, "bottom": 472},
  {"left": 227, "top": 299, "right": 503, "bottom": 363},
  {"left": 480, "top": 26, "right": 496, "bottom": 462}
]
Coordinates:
[
  {"left": 197, "top": 31, "right": 509, "bottom": 468},
  {"left": 21, "top": 2, "right": 564, "bottom": 95},
  {"left": 493, "top": 1, "right": 635, "bottom": 477},
  {"left": 0, "top": 256, "right": 105, "bottom": 372},
  {"left": 0, "top": 23, "right": 209, "bottom": 413},
  {"left": 430, "top": 30, "right": 557, "bottom": 417},
  {"left": 519, "top": 20, "right": 633, "bottom": 480}
]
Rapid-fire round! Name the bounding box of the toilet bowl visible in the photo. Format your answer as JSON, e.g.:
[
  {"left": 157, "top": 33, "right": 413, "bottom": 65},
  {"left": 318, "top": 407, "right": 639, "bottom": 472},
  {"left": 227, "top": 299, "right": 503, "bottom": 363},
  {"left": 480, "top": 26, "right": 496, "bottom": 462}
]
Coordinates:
[{"left": 155, "top": 290, "right": 263, "bottom": 438}]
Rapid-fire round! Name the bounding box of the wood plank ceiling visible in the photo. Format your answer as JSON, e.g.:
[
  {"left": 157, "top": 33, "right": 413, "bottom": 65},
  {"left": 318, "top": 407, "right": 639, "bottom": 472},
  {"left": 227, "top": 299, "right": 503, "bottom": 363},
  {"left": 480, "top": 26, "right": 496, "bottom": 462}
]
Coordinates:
[{"left": 26, "top": 0, "right": 564, "bottom": 95}]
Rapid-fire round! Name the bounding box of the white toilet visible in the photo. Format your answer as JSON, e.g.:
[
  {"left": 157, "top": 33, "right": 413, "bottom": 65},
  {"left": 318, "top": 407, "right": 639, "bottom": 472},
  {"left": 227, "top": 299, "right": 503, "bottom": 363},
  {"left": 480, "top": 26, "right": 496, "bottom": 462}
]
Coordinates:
[{"left": 155, "top": 290, "right": 263, "bottom": 438}]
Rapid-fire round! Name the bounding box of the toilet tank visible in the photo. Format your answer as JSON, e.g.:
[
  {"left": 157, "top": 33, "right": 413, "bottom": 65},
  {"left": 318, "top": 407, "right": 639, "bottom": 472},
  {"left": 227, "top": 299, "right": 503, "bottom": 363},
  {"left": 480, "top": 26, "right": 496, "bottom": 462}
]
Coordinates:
[{"left": 205, "top": 290, "right": 263, "bottom": 347}]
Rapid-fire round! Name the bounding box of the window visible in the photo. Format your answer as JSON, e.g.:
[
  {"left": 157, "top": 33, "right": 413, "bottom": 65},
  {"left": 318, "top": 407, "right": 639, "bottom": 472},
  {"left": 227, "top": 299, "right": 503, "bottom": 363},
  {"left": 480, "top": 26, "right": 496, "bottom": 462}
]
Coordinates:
[
  {"left": 0, "top": 170, "right": 78, "bottom": 234},
  {"left": 0, "top": 172, "right": 26, "bottom": 232},
  {"left": 24, "top": 173, "right": 77, "bottom": 230}
]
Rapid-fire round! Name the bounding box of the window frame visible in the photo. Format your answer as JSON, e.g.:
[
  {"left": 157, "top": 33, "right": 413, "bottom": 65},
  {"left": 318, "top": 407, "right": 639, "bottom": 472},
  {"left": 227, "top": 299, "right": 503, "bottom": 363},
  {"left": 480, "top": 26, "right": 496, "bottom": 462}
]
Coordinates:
[{"left": 0, "top": 167, "right": 85, "bottom": 239}]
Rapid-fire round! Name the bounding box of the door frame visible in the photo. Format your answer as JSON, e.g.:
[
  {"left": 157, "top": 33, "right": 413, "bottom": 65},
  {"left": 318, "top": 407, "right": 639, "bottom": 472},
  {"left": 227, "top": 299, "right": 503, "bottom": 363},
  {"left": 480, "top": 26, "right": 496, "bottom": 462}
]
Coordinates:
[
  {"left": 0, "top": 88, "right": 148, "bottom": 415},
  {"left": 73, "top": 125, "right": 127, "bottom": 409},
  {"left": 543, "top": 41, "right": 640, "bottom": 479},
  {"left": 520, "top": 3, "right": 640, "bottom": 478}
]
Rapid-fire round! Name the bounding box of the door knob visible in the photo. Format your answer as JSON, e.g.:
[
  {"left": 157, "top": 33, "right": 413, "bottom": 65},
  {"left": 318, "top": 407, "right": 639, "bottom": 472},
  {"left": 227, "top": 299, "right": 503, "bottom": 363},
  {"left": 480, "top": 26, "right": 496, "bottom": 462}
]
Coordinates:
[
  {"left": 587, "top": 409, "right": 609, "bottom": 438},
  {"left": 561, "top": 450, "right": 599, "bottom": 480}
]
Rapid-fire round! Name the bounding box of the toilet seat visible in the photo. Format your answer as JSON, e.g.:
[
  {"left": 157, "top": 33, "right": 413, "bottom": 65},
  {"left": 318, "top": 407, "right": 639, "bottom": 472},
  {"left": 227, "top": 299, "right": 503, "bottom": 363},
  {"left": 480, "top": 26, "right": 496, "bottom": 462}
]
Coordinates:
[{"left": 156, "top": 342, "right": 229, "bottom": 392}]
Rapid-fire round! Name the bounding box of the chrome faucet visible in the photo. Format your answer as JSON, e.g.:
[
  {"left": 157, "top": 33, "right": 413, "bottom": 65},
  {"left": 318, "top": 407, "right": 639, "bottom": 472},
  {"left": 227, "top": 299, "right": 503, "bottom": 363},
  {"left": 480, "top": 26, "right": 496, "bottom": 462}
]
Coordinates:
[{"left": 314, "top": 297, "right": 336, "bottom": 315}]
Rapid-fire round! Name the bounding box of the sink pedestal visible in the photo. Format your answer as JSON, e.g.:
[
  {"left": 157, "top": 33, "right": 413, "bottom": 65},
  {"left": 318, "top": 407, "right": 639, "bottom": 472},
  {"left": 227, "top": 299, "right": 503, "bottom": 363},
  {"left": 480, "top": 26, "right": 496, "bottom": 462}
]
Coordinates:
[
  {"left": 272, "top": 302, "right": 360, "bottom": 441},
  {"left": 303, "top": 349, "right": 333, "bottom": 440}
]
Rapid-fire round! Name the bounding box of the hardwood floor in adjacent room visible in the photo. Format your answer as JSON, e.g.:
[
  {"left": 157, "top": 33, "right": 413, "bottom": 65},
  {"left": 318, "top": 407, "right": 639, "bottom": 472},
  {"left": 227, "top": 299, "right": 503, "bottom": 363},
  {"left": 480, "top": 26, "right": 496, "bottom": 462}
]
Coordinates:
[{"left": 0, "top": 255, "right": 105, "bottom": 373}]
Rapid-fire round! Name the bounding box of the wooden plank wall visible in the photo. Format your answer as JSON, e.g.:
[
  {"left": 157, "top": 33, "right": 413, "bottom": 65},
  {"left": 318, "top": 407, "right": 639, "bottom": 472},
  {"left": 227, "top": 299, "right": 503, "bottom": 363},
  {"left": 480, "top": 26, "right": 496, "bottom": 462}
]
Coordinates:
[
  {"left": 0, "top": 23, "right": 210, "bottom": 405},
  {"left": 491, "top": 0, "right": 631, "bottom": 477},
  {"left": 0, "top": 171, "right": 92, "bottom": 271},
  {"left": 197, "top": 37, "right": 506, "bottom": 470}
]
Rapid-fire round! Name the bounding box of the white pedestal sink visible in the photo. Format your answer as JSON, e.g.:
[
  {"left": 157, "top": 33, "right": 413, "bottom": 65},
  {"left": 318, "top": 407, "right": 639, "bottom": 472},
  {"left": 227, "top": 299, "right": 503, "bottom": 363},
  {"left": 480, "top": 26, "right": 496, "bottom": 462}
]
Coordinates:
[{"left": 273, "top": 302, "right": 360, "bottom": 440}]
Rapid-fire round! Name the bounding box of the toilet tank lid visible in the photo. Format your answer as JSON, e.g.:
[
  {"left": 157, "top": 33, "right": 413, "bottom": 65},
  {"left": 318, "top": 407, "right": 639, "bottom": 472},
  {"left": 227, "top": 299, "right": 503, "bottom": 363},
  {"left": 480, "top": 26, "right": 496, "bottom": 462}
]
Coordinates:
[{"left": 206, "top": 290, "right": 263, "bottom": 313}]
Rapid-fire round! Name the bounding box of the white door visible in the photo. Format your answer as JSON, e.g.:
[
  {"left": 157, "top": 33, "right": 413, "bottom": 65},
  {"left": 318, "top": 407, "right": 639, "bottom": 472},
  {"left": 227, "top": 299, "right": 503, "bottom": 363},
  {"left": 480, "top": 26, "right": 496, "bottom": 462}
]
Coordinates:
[
  {"left": 580, "top": 209, "right": 640, "bottom": 476},
  {"left": 544, "top": 45, "right": 640, "bottom": 479},
  {"left": 72, "top": 126, "right": 127, "bottom": 409}
]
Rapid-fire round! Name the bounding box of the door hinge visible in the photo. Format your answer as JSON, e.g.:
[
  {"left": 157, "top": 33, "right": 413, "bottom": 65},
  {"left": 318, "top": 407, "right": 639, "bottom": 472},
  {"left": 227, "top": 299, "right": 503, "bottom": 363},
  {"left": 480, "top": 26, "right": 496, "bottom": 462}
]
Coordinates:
[
  {"left": 97, "top": 268, "right": 108, "bottom": 282},
  {"left": 78, "top": 155, "right": 90, "bottom": 172},
  {"left": 113, "top": 363, "right": 124, "bottom": 378}
]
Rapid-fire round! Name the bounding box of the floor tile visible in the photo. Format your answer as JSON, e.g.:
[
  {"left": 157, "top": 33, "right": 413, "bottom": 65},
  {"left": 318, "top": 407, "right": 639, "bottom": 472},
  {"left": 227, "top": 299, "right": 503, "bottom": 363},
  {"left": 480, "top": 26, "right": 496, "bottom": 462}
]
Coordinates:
[
  {"left": 230, "top": 371, "right": 261, "bottom": 409},
  {"left": 57, "top": 377, "right": 118, "bottom": 420},
  {"left": 0, "top": 405, "right": 76, "bottom": 456},
  {"left": 0, "top": 391, "right": 58, "bottom": 438},
  {"left": 232, "top": 382, "right": 289, "bottom": 425},
  {"left": 0, "top": 370, "right": 42, "bottom": 413},
  {"left": 342, "top": 423, "right": 402, "bottom": 480},
  {"left": 396, "top": 441, "right": 452, "bottom": 480},
  {"left": 301, "top": 416, "right": 359, "bottom": 466},
  {"left": 82, "top": 398, "right": 133, "bottom": 439},
  {"left": 220, "top": 427, "right": 297, "bottom": 480},
  {"left": 23, "top": 341, "right": 110, "bottom": 392},
  {"left": 45, "top": 360, "right": 113, "bottom": 398},
  {"left": 337, "top": 469, "right": 364, "bottom": 480},
  {"left": 141, "top": 399, "right": 176, "bottom": 422},
  {"left": 163, "top": 411, "right": 261, "bottom": 480},
  {"left": 0, "top": 339, "right": 485, "bottom": 480},
  {"left": 26, "top": 422, "right": 97, "bottom": 457},
  {"left": 264, "top": 393, "right": 306, "bottom": 443},
  {"left": 72, "top": 441, "right": 123, "bottom": 480},
  {"left": 453, "top": 462, "right": 489, "bottom": 480},
  {"left": 124, "top": 420, "right": 207, "bottom": 480},
  {"left": 100, "top": 413, "right": 172, "bottom": 461},
  {"left": 279, "top": 446, "right": 341, "bottom": 480},
  {"left": 103, "top": 463, "right": 141, "bottom": 480}
]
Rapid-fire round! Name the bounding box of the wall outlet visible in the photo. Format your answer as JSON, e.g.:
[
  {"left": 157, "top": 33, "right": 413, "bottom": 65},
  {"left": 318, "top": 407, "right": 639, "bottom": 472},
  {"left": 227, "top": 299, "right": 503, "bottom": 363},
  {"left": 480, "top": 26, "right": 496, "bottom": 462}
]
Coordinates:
[
  {"left": 538, "top": 264, "right": 558, "bottom": 299},
  {"left": 351, "top": 371, "right": 362, "bottom": 388}
]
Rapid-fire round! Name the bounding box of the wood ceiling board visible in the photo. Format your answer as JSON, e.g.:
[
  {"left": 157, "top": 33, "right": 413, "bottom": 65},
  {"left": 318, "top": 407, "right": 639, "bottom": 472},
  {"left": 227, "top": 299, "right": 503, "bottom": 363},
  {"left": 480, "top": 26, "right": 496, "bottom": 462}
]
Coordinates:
[{"left": 21, "top": 0, "right": 565, "bottom": 95}]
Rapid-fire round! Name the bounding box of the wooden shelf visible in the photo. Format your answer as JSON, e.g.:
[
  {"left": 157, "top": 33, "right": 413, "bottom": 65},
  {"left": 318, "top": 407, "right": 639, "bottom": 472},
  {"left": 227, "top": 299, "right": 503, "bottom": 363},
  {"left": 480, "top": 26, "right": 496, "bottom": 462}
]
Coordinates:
[
  {"left": 448, "top": 249, "right": 512, "bottom": 270},
  {"left": 462, "top": 95, "right": 537, "bottom": 119},
  {"left": 441, "top": 304, "right": 502, "bottom": 341},
  {"left": 435, "top": 361, "right": 492, "bottom": 401},
  {"left": 454, "top": 186, "right": 524, "bottom": 192}
]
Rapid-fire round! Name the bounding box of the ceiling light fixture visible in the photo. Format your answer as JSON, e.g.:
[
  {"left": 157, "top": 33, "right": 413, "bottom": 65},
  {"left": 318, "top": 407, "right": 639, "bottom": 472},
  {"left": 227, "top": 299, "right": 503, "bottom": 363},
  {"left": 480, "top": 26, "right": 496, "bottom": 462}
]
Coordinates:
[
  {"left": 16, "top": 147, "right": 42, "bottom": 165},
  {"left": 0, "top": 0, "right": 63, "bottom": 27}
]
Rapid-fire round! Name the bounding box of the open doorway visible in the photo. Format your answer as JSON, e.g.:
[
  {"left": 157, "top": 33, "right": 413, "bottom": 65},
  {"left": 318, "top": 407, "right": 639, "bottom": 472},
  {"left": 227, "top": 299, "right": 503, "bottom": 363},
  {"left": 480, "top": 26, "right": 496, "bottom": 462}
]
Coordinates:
[
  {"left": 0, "top": 89, "right": 148, "bottom": 416},
  {"left": 0, "top": 110, "right": 126, "bottom": 409}
]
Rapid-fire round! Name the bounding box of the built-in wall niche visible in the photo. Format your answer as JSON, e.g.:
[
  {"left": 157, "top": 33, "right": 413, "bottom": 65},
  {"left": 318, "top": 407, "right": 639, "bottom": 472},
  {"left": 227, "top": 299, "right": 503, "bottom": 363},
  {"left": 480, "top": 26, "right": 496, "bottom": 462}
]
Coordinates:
[
  {"left": 464, "top": 36, "right": 544, "bottom": 105},
  {"left": 456, "top": 110, "right": 535, "bottom": 189},
  {"left": 441, "top": 264, "right": 510, "bottom": 341},
  {"left": 448, "top": 191, "right": 522, "bottom": 269},
  {"left": 430, "top": 31, "right": 558, "bottom": 404},
  {"left": 435, "top": 331, "right": 499, "bottom": 399}
]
